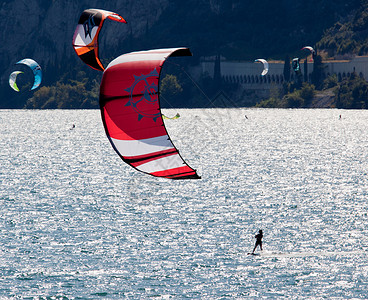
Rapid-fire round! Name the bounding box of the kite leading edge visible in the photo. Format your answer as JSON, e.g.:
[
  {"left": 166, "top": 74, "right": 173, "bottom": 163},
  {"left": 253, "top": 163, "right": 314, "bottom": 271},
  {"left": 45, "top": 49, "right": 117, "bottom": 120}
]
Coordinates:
[{"left": 99, "top": 48, "right": 200, "bottom": 179}]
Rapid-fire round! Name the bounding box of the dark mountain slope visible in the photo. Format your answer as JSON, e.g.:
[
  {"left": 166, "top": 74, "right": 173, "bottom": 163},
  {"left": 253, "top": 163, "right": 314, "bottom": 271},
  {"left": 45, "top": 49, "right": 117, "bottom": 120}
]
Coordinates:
[
  {"left": 0, "top": 0, "right": 362, "bottom": 108},
  {"left": 318, "top": 0, "right": 368, "bottom": 56}
]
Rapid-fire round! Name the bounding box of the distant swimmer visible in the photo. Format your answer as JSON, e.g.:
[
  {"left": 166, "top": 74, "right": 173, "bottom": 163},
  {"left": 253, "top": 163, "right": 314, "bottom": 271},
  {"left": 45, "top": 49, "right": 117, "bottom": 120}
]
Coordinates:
[
  {"left": 70, "top": 124, "right": 75, "bottom": 130},
  {"left": 339, "top": 115, "right": 342, "bottom": 120},
  {"left": 245, "top": 115, "right": 248, "bottom": 119},
  {"left": 252, "top": 229, "right": 263, "bottom": 254}
]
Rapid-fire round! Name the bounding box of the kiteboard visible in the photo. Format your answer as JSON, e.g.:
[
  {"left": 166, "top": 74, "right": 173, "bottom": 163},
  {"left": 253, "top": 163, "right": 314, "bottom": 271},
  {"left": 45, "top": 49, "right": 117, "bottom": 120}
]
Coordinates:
[{"left": 246, "top": 250, "right": 364, "bottom": 258}]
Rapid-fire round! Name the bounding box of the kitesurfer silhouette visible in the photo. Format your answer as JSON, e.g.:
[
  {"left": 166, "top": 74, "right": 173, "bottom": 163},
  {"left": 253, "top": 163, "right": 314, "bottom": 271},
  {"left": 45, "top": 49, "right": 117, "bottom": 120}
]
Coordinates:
[{"left": 252, "top": 230, "right": 263, "bottom": 254}]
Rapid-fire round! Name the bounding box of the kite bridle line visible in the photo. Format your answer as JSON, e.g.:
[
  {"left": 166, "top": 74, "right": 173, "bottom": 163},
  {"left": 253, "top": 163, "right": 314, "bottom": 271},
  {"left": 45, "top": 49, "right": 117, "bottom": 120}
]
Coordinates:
[
  {"left": 161, "top": 60, "right": 248, "bottom": 178},
  {"left": 165, "top": 61, "right": 218, "bottom": 108},
  {"left": 166, "top": 60, "right": 247, "bottom": 110}
]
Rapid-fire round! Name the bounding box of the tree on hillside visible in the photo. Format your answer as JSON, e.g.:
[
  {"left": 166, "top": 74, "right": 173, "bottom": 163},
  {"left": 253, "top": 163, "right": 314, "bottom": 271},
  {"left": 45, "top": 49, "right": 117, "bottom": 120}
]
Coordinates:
[
  {"left": 336, "top": 72, "right": 368, "bottom": 109},
  {"left": 311, "top": 55, "right": 325, "bottom": 90},
  {"left": 282, "top": 82, "right": 315, "bottom": 108},
  {"left": 213, "top": 54, "right": 222, "bottom": 88},
  {"left": 25, "top": 76, "right": 100, "bottom": 109},
  {"left": 283, "top": 55, "right": 291, "bottom": 82},
  {"left": 317, "top": 1, "right": 367, "bottom": 56},
  {"left": 304, "top": 58, "right": 308, "bottom": 82},
  {"left": 161, "top": 74, "right": 183, "bottom": 100}
]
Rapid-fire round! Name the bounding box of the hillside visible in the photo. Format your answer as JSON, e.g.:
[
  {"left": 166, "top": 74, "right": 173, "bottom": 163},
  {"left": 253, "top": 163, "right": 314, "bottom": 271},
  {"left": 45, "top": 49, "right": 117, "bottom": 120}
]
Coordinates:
[
  {"left": 0, "top": 0, "right": 364, "bottom": 108},
  {"left": 317, "top": 1, "right": 368, "bottom": 57}
]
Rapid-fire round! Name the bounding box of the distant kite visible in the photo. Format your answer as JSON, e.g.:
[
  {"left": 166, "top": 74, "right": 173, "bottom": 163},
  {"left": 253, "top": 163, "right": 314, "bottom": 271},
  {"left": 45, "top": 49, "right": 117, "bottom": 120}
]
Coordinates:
[
  {"left": 162, "top": 113, "right": 180, "bottom": 120},
  {"left": 72, "top": 9, "right": 127, "bottom": 71},
  {"left": 301, "top": 46, "right": 316, "bottom": 56},
  {"left": 254, "top": 59, "right": 269, "bottom": 76},
  {"left": 301, "top": 46, "right": 316, "bottom": 61},
  {"left": 9, "top": 59, "right": 42, "bottom": 91},
  {"left": 9, "top": 71, "right": 23, "bottom": 92},
  {"left": 292, "top": 58, "right": 301, "bottom": 76}
]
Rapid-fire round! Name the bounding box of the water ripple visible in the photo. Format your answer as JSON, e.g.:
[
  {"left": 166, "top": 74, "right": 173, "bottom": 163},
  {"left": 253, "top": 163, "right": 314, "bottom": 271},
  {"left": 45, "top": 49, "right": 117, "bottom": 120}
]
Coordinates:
[{"left": 0, "top": 108, "right": 367, "bottom": 298}]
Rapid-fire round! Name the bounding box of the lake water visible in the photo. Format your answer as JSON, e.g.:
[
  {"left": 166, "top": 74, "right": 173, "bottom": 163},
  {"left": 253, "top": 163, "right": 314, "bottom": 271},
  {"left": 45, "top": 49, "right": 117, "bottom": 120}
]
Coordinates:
[{"left": 0, "top": 108, "right": 367, "bottom": 299}]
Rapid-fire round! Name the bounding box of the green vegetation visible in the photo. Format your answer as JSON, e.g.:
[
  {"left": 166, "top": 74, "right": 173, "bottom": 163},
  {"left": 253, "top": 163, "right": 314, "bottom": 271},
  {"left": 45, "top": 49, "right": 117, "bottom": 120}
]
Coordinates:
[
  {"left": 160, "top": 74, "right": 183, "bottom": 101},
  {"left": 317, "top": 1, "right": 368, "bottom": 56},
  {"left": 257, "top": 70, "right": 368, "bottom": 109},
  {"left": 257, "top": 82, "right": 316, "bottom": 108},
  {"left": 323, "top": 74, "right": 338, "bottom": 90},
  {"left": 335, "top": 73, "right": 368, "bottom": 109},
  {"left": 286, "top": 83, "right": 316, "bottom": 108},
  {"left": 25, "top": 71, "right": 100, "bottom": 109}
]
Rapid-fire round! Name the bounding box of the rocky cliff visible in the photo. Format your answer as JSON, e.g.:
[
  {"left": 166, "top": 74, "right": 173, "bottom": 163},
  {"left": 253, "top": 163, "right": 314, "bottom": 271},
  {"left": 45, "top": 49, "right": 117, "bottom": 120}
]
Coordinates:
[
  {"left": 0, "top": 0, "right": 169, "bottom": 87},
  {"left": 0, "top": 0, "right": 362, "bottom": 108}
]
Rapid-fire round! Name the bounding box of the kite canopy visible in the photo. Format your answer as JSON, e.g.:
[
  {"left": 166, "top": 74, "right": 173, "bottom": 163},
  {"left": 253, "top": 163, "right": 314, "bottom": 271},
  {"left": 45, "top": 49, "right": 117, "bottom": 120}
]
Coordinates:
[
  {"left": 9, "top": 71, "right": 23, "bottom": 92},
  {"left": 301, "top": 46, "right": 316, "bottom": 55},
  {"left": 162, "top": 113, "right": 180, "bottom": 120},
  {"left": 99, "top": 48, "right": 200, "bottom": 179},
  {"left": 254, "top": 59, "right": 269, "bottom": 76},
  {"left": 302, "top": 46, "right": 316, "bottom": 61},
  {"left": 72, "top": 8, "right": 127, "bottom": 71},
  {"left": 292, "top": 58, "right": 300, "bottom": 73},
  {"left": 16, "top": 59, "right": 42, "bottom": 90}
]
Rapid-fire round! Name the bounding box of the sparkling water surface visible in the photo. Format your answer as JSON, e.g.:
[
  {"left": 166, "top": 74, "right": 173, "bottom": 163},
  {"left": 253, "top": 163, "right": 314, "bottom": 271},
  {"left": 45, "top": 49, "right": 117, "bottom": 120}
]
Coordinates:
[{"left": 0, "top": 108, "right": 367, "bottom": 299}]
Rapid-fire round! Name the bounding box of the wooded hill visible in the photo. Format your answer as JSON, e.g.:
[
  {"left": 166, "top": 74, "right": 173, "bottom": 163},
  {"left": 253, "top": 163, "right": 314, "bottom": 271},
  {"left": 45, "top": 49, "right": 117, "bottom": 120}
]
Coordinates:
[{"left": 1, "top": 0, "right": 367, "bottom": 108}]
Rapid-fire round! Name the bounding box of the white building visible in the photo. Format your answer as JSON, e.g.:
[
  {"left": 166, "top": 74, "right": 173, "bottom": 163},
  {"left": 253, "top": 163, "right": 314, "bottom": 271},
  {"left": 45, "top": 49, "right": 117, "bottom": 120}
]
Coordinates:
[{"left": 200, "top": 56, "right": 368, "bottom": 89}]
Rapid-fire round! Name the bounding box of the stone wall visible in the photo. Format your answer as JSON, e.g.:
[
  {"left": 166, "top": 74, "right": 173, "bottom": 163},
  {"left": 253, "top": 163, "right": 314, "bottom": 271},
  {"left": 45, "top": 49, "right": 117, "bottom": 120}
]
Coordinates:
[{"left": 201, "top": 56, "right": 368, "bottom": 90}]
